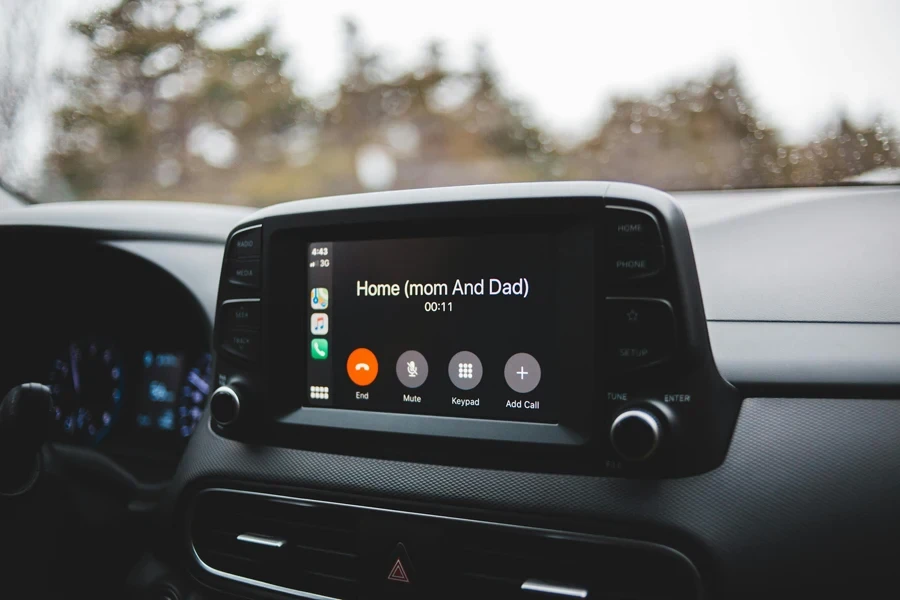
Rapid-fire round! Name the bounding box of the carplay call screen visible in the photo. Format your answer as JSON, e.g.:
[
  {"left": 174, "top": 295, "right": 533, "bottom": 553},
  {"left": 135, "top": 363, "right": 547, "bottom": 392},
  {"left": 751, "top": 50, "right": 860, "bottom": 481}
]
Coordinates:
[{"left": 304, "top": 234, "right": 560, "bottom": 423}]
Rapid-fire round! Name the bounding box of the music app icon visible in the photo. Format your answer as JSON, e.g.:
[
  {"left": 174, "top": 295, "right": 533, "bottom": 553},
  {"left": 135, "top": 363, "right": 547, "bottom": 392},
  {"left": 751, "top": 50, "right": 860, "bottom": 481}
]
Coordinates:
[{"left": 310, "top": 312, "right": 329, "bottom": 335}]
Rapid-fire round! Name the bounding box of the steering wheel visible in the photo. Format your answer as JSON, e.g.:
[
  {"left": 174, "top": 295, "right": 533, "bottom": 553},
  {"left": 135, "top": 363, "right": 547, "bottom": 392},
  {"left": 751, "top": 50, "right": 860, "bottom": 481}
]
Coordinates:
[{"left": 0, "top": 384, "right": 172, "bottom": 599}]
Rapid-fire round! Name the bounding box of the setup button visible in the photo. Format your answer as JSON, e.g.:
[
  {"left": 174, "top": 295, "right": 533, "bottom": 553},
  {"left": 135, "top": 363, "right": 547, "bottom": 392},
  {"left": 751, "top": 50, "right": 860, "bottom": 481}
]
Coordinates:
[{"left": 606, "top": 298, "right": 675, "bottom": 369}]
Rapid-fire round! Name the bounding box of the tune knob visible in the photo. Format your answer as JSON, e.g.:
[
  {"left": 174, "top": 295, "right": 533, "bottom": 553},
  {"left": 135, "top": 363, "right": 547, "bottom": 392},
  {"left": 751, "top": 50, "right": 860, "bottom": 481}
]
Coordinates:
[
  {"left": 610, "top": 407, "right": 662, "bottom": 461},
  {"left": 209, "top": 385, "right": 241, "bottom": 427}
]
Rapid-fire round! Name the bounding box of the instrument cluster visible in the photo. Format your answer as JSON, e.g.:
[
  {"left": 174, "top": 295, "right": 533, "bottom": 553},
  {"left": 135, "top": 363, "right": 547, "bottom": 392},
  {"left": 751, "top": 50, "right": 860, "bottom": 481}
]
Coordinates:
[{"left": 46, "top": 337, "right": 212, "bottom": 445}]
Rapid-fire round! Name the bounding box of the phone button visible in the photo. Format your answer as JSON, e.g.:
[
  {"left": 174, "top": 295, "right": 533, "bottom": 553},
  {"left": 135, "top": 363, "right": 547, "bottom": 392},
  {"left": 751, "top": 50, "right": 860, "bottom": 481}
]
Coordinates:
[{"left": 347, "top": 348, "right": 379, "bottom": 386}]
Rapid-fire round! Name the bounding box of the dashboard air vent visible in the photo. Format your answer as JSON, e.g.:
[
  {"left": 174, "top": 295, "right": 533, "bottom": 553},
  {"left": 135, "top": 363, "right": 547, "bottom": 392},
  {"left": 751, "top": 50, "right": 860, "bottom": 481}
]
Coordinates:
[
  {"left": 448, "top": 526, "right": 699, "bottom": 599},
  {"left": 191, "top": 490, "right": 360, "bottom": 599}
]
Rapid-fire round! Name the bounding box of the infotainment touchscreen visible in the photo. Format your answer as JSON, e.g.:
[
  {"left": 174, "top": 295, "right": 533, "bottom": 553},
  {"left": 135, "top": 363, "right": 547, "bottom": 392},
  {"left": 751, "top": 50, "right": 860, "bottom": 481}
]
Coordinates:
[{"left": 304, "top": 233, "right": 563, "bottom": 423}]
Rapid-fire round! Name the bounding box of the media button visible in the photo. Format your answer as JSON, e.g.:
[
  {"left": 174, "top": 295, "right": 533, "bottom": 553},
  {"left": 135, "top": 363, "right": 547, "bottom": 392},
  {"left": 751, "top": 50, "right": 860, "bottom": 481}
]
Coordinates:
[
  {"left": 448, "top": 351, "right": 483, "bottom": 390},
  {"left": 226, "top": 259, "right": 261, "bottom": 289},
  {"left": 396, "top": 350, "right": 428, "bottom": 389},
  {"left": 503, "top": 353, "right": 541, "bottom": 394}
]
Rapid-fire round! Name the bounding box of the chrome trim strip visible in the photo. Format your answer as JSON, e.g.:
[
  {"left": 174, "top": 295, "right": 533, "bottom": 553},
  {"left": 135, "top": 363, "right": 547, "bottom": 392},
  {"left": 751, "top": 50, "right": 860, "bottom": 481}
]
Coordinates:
[
  {"left": 192, "top": 545, "right": 339, "bottom": 600},
  {"left": 236, "top": 533, "right": 286, "bottom": 548},
  {"left": 230, "top": 224, "right": 262, "bottom": 236},
  {"left": 522, "top": 579, "right": 589, "bottom": 598}
]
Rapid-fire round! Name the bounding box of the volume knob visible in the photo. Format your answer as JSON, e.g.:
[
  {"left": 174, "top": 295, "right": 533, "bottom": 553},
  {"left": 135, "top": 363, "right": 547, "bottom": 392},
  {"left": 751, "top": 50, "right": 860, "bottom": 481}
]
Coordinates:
[
  {"left": 610, "top": 408, "right": 661, "bottom": 461},
  {"left": 209, "top": 385, "right": 241, "bottom": 427}
]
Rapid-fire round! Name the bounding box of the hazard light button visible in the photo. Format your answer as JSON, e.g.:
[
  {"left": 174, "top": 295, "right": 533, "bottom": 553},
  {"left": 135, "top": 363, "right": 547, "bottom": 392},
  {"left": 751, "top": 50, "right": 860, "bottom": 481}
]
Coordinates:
[
  {"left": 381, "top": 541, "right": 421, "bottom": 597},
  {"left": 388, "top": 557, "right": 410, "bottom": 584},
  {"left": 387, "top": 542, "right": 416, "bottom": 585}
]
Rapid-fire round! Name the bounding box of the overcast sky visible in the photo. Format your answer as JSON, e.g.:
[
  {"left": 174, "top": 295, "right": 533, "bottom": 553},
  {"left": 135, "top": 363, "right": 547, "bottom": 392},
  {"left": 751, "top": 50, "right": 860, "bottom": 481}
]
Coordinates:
[{"left": 4, "top": 0, "right": 900, "bottom": 182}]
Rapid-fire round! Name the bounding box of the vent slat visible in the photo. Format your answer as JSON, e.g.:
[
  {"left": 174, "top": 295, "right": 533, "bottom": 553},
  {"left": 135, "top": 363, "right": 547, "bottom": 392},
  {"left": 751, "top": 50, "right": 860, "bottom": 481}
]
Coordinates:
[{"left": 192, "top": 491, "right": 360, "bottom": 599}]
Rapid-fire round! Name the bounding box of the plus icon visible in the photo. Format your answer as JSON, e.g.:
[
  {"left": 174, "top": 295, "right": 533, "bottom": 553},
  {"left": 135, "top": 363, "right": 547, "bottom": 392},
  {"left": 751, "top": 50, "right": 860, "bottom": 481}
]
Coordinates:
[{"left": 505, "top": 353, "right": 541, "bottom": 394}]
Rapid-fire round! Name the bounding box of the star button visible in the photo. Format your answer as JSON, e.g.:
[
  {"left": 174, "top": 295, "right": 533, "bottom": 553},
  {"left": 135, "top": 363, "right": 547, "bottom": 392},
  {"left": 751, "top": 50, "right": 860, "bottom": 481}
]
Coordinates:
[{"left": 626, "top": 309, "right": 639, "bottom": 322}]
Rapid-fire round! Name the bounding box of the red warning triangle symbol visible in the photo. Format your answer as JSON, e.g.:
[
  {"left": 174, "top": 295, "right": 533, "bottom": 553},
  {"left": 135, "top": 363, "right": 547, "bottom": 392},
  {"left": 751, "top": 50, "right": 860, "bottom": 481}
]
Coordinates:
[{"left": 387, "top": 557, "right": 410, "bottom": 583}]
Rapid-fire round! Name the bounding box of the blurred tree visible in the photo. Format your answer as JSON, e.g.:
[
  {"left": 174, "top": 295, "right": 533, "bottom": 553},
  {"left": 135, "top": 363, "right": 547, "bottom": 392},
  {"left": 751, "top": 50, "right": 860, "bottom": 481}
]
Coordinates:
[
  {"left": 51, "top": 0, "right": 315, "bottom": 202},
  {"left": 573, "top": 64, "right": 899, "bottom": 190},
  {"left": 260, "top": 21, "right": 553, "bottom": 196},
  {"left": 45, "top": 9, "right": 900, "bottom": 203}
]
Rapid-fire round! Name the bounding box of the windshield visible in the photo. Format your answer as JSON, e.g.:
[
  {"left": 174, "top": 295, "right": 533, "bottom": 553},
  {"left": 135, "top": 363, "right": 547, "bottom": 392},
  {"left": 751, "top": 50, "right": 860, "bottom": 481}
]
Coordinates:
[{"left": 1, "top": 0, "right": 898, "bottom": 206}]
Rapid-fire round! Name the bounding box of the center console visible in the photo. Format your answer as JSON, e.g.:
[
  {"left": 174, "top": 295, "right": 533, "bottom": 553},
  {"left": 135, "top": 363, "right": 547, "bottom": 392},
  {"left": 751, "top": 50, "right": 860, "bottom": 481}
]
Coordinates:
[
  {"left": 209, "top": 182, "right": 739, "bottom": 478},
  {"left": 173, "top": 183, "right": 739, "bottom": 600}
]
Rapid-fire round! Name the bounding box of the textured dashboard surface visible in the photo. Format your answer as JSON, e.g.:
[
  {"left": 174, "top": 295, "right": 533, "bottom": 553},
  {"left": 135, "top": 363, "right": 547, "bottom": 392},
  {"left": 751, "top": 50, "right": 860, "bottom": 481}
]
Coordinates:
[{"left": 169, "top": 397, "right": 900, "bottom": 596}]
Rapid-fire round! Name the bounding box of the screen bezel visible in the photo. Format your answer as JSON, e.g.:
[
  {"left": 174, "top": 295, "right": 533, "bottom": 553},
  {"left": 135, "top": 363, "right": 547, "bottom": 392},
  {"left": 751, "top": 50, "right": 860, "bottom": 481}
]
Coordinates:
[{"left": 263, "top": 197, "right": 603, "bottom": 447}]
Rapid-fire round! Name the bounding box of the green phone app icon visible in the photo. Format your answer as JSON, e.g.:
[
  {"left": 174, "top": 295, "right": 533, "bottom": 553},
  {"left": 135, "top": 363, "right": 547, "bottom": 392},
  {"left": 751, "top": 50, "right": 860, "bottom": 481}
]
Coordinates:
[{"left": 311, "top": 338, "right": 329, "bottom": 360}]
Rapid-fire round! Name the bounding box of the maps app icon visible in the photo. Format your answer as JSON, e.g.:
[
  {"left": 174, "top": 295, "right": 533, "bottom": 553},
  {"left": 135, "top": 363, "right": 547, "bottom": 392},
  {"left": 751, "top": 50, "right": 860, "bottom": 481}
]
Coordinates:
[{"left": 310, "top": 288, "right": 329, "bottom": 310}]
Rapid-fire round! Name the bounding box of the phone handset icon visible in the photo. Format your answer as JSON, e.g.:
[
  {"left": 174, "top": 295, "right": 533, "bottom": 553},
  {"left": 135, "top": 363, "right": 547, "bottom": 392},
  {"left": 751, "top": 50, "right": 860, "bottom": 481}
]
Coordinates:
[
  {"left": 310, "top": 338, "right": 329, "bottom": 360},
  {"left": 347, "top": 348, "right": 378, "bottom": 386}
]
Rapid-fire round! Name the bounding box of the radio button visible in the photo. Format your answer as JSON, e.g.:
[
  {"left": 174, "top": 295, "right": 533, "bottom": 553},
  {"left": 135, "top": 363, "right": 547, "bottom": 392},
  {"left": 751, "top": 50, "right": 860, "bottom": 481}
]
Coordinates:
[
  {"left": 606, "top": 206, "right": 662, "bottom": 246},
  {"left": 229, "top": 226, "right": 261, "bottom": 258},
  {"left": 222, "top": 330, "right": 259, "bottom": 362},
  {"left": 606, "top": 246, "right": 665, "bottom": 279},
  {"left": 226, "top": 259, "right": 261, "bottom": 289}
]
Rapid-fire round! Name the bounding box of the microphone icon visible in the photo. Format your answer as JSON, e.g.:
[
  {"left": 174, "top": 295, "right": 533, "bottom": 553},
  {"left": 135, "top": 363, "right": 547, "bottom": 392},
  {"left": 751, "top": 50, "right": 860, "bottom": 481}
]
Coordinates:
[{"left": 406, "top": 361, "right": 418, "bottom": 378}]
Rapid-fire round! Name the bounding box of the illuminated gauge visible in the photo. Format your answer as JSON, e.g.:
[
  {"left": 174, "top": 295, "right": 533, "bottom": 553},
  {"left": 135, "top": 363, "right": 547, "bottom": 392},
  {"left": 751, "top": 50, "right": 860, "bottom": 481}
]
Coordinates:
[
  {"left": 178, "top": 352, "right": 212, "bottom": 437},
  {"left": 47, "top": 338, "right": 124, "bottom": 444}
]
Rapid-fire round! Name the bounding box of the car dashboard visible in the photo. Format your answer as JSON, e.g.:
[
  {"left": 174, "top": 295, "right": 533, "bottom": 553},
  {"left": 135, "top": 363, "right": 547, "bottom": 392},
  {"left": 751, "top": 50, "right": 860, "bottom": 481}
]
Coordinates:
[
  {"left": 0, "top": 204, "right": 251, "bottom": 476},
  {"left": 0, "top": 185, "right": 898, "bottom": 599}
]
